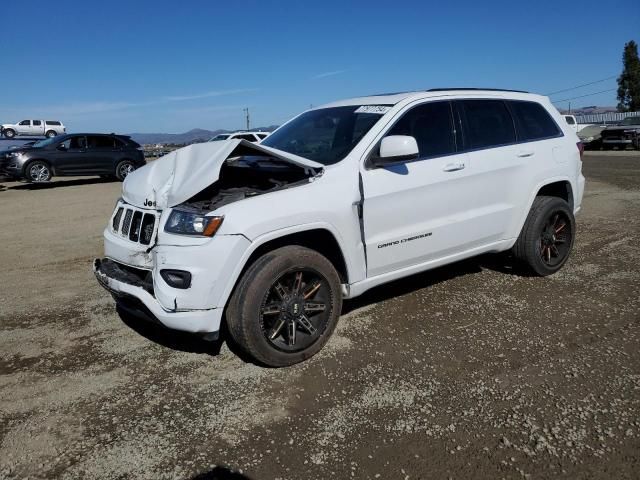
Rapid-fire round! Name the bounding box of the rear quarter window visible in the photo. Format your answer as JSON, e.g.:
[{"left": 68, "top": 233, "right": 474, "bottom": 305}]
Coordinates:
[
  {"left": 45, "top": 121, "right": 61, "bottom": 126},
  {"left": 510, "top": 101, "right": 562, "bottom": 141}
]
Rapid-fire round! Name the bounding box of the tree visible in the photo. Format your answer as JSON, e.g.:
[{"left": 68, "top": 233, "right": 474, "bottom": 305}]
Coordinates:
[{"left": 617, "top": 40, "right": 640, "bottom": 112}]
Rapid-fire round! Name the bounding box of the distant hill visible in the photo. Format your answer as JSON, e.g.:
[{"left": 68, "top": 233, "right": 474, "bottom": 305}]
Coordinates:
[
  {"left": 129, "top": 126, "right": 279, "bottom": 145},
  {"left": 558, "top": 106, "right": 618, "bottom": 115}
]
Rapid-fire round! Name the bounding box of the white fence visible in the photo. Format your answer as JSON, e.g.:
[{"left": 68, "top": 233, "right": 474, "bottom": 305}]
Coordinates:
[{"left": 575, "top": 111, "right": 640, "bottom": 125}]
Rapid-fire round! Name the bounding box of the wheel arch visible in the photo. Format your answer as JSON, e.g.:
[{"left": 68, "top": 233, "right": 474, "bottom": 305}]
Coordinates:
[
  {"left": 536, "top": 180, "right": 574, "bottom": 211},
  {"left": 219, "top": 225, "right": 352, "bottom": 315},
  {"left": 510, "top": 177, "right": 576, "bottom": 246},
  {"left": 22, "top": 158, "right": 54, "bottom": 176},
  {"left": 243, "top": 227, "right": 350, "bottom": 283}
]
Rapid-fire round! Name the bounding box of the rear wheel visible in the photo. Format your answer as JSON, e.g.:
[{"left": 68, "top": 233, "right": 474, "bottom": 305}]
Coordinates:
[
  {"left": 115, "top": 160, "right": 135, "bottom": 181},
  {"left": 226, "top": 246, "right": 342, "bottom": 367},
  {"left": 45, "top": 130, "right": 57, "bottom": 138},
  {"left": 512, "top": 196, "right": 575, "bottom": 276},
  {"left": 25, "top": 160, "right": 52, "bottom": 183}
]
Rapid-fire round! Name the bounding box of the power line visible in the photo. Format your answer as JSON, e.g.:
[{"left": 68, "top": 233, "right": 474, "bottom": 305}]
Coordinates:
[
  {"left": 551, "top": 88, "right": 617, "bottom": 104},
  {"left": 545, "top": 75, "right": 617, "bottom": 96}
]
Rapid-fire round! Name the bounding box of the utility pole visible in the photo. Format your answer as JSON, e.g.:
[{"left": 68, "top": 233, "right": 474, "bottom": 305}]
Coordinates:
[{"left": 243, "top": 107, "right": 250, "bottom": 131}]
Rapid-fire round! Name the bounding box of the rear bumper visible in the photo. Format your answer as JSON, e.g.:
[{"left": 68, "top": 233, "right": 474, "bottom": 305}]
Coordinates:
[
  {"left": 94, "top": 258, "right": 223, "bottom": 333},
  {"left": 602, "top": 138, "right": 633, "bottom": 145}
]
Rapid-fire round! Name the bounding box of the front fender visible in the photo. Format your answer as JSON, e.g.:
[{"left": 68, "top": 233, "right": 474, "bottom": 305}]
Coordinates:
[{"left": 214, "top": 222, "right": 357, "bottom": 312}]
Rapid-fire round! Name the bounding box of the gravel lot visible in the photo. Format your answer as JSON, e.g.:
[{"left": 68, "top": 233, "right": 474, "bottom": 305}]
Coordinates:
[{"left": 1, "top": 152, "right": 639, "bottom": 479}]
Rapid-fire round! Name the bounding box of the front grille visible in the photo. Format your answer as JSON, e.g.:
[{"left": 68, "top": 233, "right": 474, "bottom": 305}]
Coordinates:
[
  {"left": 121, "top": 209, "right": 133, "bottom": 236},
  {"left": 129, "top": 211, "right": 143, "bottom": 242},
  {"left": 140, "top": 214, "right": 156, "bottom": 245},
  {"left": 112, "top": 207, "right": 124, "bottom": 230},
  {"left": 111, "top": 203, "right": 159, "bottom": 246}
]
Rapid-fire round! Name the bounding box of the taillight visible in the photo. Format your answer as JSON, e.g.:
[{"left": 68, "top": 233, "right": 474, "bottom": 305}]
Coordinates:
[{"left": 577, "top": 141, "right": 584, "bottom": 160}]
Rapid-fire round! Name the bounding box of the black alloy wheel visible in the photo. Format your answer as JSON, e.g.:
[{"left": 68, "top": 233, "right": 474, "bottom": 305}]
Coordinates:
[
  {"left": 539, "top": 211, "right": 572, "bottom": 267},
  {"left": 512, "top": 195, "right": 576, "bottom": 276},
  {"left": 226, "top": 245, "right": 342, "bottom": 367},
  {"left": 259, "top": 268, "right": 331, "bottom": 352}
]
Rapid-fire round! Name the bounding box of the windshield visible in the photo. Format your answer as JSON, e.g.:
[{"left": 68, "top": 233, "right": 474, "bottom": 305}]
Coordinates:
[
  {"left": 209, "top": 134, "right": 230, "bottom": 141},
  {"left": 31, "top": 137, "right": 62, "bottom": 148},
  {"left": 619, "top": 116, "right": 640, "bottom": 126},
  {"left": 261, "top": 105, "right": 390, "bottom": 165}
]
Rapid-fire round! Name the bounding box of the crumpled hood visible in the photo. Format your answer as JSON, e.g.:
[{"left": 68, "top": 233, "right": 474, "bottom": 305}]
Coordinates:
[{"left": 122, "top": 139, "right": 323, "bottom": 209}]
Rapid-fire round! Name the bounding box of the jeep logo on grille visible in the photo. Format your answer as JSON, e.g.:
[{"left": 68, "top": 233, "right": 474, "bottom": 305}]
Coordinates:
[{"left": 144, "top": 199, "right": 156, "bottom": 207}]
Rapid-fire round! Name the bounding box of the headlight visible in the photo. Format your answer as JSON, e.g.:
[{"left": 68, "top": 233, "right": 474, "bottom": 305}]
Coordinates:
[
  {"left": 164, "top": 210, "right": 224, "bottom": 237},
  {"left": 7, "top": 151, "right": 23, "bottom": 158}
]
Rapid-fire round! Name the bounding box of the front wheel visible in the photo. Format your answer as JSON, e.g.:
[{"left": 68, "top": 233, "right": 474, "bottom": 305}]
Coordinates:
[
  {"left": 115, "top": 160, "right": 135, "bottom": 181},
  {"left": 25, "top": 160, "right": 52, "bottom": 183},
  {"left": 3, "top": 129, "right": 15, "bottom": 138},
  {"left": 45, "top": 130, "right": 57, "bottom": 138},
  {"left": 512, "top": 196, "right": 575, "bottom": 276},
  {"left": 226, "top": 246, "right": 342, "bottom": 367}
]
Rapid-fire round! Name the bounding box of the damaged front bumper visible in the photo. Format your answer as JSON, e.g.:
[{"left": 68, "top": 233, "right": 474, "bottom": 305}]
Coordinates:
[{"left": 94, "top": 258, "right": 223, "bottom": 335}]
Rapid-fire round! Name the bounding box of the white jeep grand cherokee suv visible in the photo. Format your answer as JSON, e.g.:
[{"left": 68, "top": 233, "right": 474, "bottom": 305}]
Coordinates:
[{"left": 95, "top": 88, "right": 585, "bottom": 367}]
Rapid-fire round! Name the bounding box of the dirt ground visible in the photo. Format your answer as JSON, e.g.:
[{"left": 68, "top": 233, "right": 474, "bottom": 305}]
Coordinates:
[{"left": 1, "top": 152, "right": 639, "bottom": 480}]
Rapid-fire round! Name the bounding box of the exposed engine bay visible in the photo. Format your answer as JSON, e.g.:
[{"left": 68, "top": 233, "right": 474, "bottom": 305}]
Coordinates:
[{"left": 181, "top": 154, "right": 319, "bottom": 212}]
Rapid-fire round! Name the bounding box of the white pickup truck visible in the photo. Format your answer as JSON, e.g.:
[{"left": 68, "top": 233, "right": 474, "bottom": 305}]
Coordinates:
[
  {"left": 1, "top": 120, "right": 66, "bottom": 138},
  {"left": 95, "top": 88, "right": 585, "bottom": 367}
]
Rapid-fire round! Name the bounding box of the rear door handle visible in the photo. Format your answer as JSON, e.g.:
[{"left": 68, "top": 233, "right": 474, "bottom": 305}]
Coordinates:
[
  {"left": 517, "top": 151, "right": 535, "bottom": 158},
  {"left": 443, "top": 162, "right": 465, "bottom": 172}
]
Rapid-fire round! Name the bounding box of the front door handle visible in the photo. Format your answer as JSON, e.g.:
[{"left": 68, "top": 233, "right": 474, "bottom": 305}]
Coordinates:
[
  {"left": 443, "top": 162, "right": 466, "bottom": 172},
  {"left": 517, "top": 151, "right": 535, "bottom": 158}
]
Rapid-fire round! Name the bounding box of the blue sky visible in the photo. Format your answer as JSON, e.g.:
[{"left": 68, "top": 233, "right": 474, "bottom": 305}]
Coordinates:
[{"left": 1, "top": 0, "right": 638, "bottom": 133}]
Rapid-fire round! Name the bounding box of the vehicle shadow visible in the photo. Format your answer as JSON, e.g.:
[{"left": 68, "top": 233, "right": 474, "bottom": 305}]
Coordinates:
[
  {"left": 117, "top": 252, "right": 526, "bottom": 361},
  {"left": 117, "top": 307, "right": 226, "bottom": 357},
  {"left": 342, "top": 252, "right": 526, "bottom": 314},
  {"left": 7, "top": 177, "right": 118, "bottom": 190},
  {"left": 190, "top": 466, "right": 253, "bottom": 479}
]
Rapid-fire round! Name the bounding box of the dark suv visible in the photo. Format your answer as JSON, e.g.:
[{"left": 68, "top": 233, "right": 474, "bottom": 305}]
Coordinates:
[
  {"left": 0, "top": 133, "right": 146, "bottom": 182},
  {"left": 600, "top": 116, "right": 640, "bottom": 150}
]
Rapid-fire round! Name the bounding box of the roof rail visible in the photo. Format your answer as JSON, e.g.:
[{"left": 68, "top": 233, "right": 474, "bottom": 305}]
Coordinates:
[{"left": 427, "top": 87, "right": 529, "bottom": 93}]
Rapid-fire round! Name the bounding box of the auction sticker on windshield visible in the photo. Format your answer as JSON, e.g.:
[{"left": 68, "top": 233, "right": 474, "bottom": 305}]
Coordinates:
[{"left": 354, "top": 105, "right": 392, "bottom": 114}]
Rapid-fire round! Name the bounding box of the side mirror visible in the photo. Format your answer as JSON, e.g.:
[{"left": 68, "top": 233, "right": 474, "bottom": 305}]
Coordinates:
[
  {"left": 57, "top": 144, "right": 67, "bottom": 151},
  {"left": 370, "top": 135, "right": 419, "bottom": 168}
]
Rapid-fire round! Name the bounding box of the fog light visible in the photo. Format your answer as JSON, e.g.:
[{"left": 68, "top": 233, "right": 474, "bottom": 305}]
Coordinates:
[{"left": 160, "top": 269, "right": 192, "bottom": 289}]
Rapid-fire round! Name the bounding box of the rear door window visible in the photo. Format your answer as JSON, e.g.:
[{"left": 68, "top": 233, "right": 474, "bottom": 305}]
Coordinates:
[
  {"left": 33, "top": 120, "right": 42, "bottom": 126},
  {"left": 88, "top": 136, "right": 116, "bottom": 149},
  {"left": 508, "top": 101, "right": 562, "bottom": 141},
  {"left": 460, "top": 100, "right": 516, "bottom": 149},
  {"left": 387, "top": 101, "right": 456, "bottom": 158}
]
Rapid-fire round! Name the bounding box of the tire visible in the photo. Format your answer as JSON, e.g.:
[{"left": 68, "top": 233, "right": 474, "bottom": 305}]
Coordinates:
[
  {"left": 512, "top": 196, "right": 575, "bottom": 276},
  {"left": 25, "top": 160, "right": 52, "bottom": 183},
  {"left": 3, "top": 129, "right": 15, "bottom": 138},
  {"left": 226, "top": 246, "right": 343, "bottom": 367},
  {"left": 45, "top": 130, "right": 57, "bottom": 138},
  {"left": 115, "top": 160, "right": 135, "bottom": 181}
]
